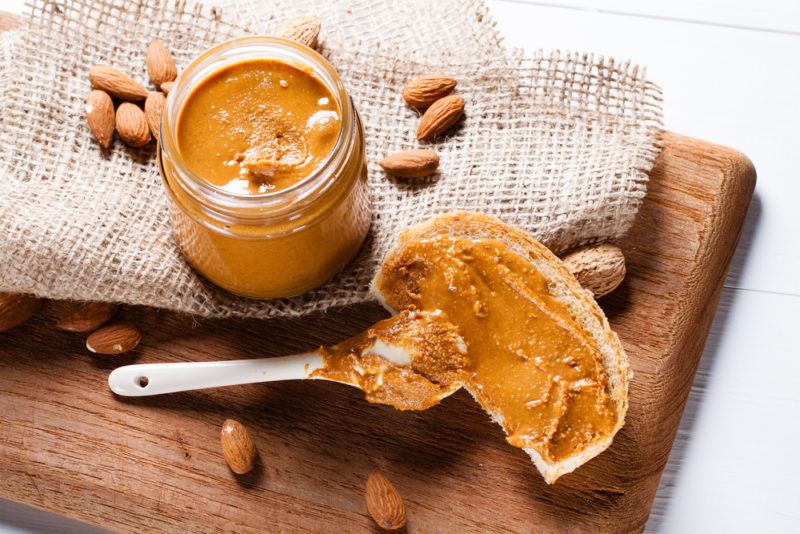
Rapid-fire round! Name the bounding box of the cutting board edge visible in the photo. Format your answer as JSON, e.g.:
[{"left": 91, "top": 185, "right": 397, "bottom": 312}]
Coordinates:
[{"left": 628, "top": 132, "right": 755, "bottom": 531}]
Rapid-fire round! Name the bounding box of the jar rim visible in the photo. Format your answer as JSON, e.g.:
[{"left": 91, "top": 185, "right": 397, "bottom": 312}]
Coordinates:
[{"left": 160, "top": 36, "right": 355, "bottom": 220}]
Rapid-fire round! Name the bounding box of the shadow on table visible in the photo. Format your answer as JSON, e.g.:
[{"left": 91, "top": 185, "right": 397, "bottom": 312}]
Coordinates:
[
  {"left": 645, "top": 193, "right": 762, "bottom": 532},
  {"left": 0, "top": 499, "right": 111, "bottom": 534}
]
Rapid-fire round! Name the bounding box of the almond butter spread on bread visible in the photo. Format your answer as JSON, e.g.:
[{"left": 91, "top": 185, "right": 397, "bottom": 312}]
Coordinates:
[{"left": 373, "top": 213, "right": 629, "bottom": 483}]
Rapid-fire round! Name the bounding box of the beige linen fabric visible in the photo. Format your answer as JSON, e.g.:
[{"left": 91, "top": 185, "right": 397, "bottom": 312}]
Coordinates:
[{"left": 0, "top": 0, "right": 662, "bottom": 318}]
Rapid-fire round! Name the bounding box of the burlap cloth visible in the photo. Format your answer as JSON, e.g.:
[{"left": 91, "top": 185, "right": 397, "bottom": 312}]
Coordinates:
[{"left": 0, "top": 0, "right": 662, "bottom": 319}]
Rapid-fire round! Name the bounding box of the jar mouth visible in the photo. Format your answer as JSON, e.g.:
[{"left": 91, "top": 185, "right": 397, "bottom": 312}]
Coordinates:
[{"left": 160, "top": 36, "right": 354, "bottom": 218}]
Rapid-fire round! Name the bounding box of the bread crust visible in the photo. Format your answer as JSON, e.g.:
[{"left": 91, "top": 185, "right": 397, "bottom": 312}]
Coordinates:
[{"left": 371, "top": 211, "right": 630, "bottom": 483}]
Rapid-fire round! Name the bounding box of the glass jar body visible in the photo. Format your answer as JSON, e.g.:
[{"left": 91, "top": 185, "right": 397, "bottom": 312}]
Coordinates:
[{"left": 159, "top": 37, "right": 371, "bottom": 299}]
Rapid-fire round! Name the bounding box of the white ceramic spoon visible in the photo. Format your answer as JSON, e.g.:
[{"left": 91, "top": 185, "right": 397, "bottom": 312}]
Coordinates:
[
  {"left": 108, "top": 310, "right": 469, "bottom": 406},
  {"left": 108, "top": 350, "right": 330, "bottom": 397}
]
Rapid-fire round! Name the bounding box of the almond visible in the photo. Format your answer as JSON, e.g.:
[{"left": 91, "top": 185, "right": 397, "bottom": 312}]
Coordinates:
[
  {"left": 0, "top": 293, "right": 42, "bottom": 333},
  {"left": 365, "top": 469, "right": 406, "bottom": 531},
  {"left": 561, "top": 244, "right": 626, "bottom": 298},
  {"left": 86, "top": 322, "right": 141, "bottom": 355},
  {"left": 380, "top": 149, "right": 439, "bottom": 179},
  {"left": 220, "top": 419, "right": 256, "bottom": 475},
  {"left": 416, "top": 94, "right": 464, "bottom": 141},
  {"left": 144, "top": 91, "right": 166, "bottom": 142},
  {"left": 276, "top": 16, "right": 321, "bottom": 49},
  {"left": 146, "top": 39, "right": 177, "bottom": 88},
  {"left": 403, "top": 75, "right": 457, "bottom": 109},
  {"left": 85, "top": 90, "right": 115, "bottom": 149},
  {"left": 57, "top": 302, "right": 118, "bottom": 333},
  {"left": 89, "top": 65, "right": 148, "bottom": 101},
  {"left": 160, "top": 81, "right": 175, "bottom": 95},
  {"left": 116, "top": 102, "right": 151, "bottom": 147}
]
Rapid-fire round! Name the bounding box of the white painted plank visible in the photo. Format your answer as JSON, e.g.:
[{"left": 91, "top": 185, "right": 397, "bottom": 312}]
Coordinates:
[
  {"left": 649, "top": 288, "right": 800, "bottom": 534},
  {"left": 489, "top": 0, "right": 800, "bottom": 298},
  {"left": 0, "top": 0, "right": 26, "bottom": 16},
  {"left": 511, "top": 0, "right": 800, "bottom": 34}
]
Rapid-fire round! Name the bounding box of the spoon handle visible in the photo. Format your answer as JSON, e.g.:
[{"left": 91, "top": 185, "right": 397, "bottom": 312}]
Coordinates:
[{"left": 108, "top": 351, "right": 324, "bottom": 397}]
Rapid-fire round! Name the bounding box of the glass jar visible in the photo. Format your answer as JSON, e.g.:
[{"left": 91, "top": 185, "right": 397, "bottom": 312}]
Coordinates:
[{"left": 159, "top": 37, "right": 371, "bottom": 299}]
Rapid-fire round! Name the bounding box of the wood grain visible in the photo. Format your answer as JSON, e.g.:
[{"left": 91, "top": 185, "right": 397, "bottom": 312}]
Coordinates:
[
  {"left": 0, "top": 16, "right": 756, "bottom": 533},
  {"left": 0, "top": 138, "right": 755, "bottom": 533}
]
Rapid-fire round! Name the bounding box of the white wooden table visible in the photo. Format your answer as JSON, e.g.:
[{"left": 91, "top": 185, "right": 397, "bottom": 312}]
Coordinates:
[{"left": 2, "top": 0, "right": 798, "bottom": 532}]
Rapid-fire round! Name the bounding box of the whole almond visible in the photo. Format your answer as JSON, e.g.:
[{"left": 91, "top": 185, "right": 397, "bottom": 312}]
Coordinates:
[
  {"left": 116, "top": 102, "right": 151, "bottom": 147},
  {"left": 416, "top": 94, "right": 464, "bottom": 141},
  {"left": 85, "top": 90, "right": 115, "bottom": 149},
  {"left": 86, "top": 322, "right": 141, "bottom": 355},
  {"left": 276, "top": 16, "right": 321, "bottom": 49},
  {"left": 146, "top": 39, "right": 178, "bottom": 88},
  {"left": 220, "top": 419, "right": 256, "bottom": 475},
  {"left": 144, "top": 91, "right": 166, "bottom": 142},
  {"left": 57, "top": 302, "right": 118, "bottom": 333},
  {"left": 365, "top": 469, "right": 406, "bottom": 531},
  {"left": 561, "top": 244, "right": 626, "bottom": 298},
  {"left": 0, "top": 293, "right": 42, "bottom": 333},
  {"left": 89, "top": 65, "right": 148, "bottom": 101},
  {"left": 380, "top": 149, "right": 439, "bottom": 179},
  {"left": 160, "top": 81, "right": 175, "bottom": 95},
  {"left": 403, "top": 75, "right": 457, "bottom": 109}
]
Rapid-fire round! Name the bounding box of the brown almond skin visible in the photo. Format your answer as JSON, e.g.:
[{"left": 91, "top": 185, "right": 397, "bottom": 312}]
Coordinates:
[
  {"left": 0, "top": 293, "right": 42, "bottom": 333},
  {"left": 403, "top": 75, "right": 457, "bottom": 109},
  {"left": 86, "top": 322, "right": 141, "bottom": 355},
  {"left": 146, "top": 39, "right": 178, "bottom": 88},
  {"left": 365, "top": 469, "right": 407, "bottom": 531},
  {"left": 144, "top": 91, "right": 166, "bottom": 142},
  {"left": 116, "top": 102, "right": 151, "bottom": 147},
  {"left": 277, "top": 16, "right": 321, "bottom": 49},
  {"left": 220, "top": 419, "right": 256, "bottom": 475},
  {"left": 416, "top": 94, "right": 464, "bottom": 141},
  {"left": 89, "top": 65, "right": 148, "bottom": 101},
  {"left": 561, "top": 244, "right": 626, "bottom": 298},
  {"left": 85, "top": 90, "right": 115, "bottom": 149},
  {"left": 380, "top": 149, "right": 439, "bottom": 179},
  {"left": 160, "top": 81, "right": 175, "bottom": 95},
  {"left": 57, "top": 302, "right": 118, "bottom": 333}
]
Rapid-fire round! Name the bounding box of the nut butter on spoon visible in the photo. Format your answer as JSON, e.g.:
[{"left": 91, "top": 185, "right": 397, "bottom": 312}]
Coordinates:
[{"left": 108, "top": 310, "right": 468, "bottom": 411}]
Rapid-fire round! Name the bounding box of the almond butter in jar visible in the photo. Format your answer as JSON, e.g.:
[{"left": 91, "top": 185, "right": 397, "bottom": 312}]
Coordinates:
[{"left": 159, "top": 37, "right": 370, "bottom": 299}]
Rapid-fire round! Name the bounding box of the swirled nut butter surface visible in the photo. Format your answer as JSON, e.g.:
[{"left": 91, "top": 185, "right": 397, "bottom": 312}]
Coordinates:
[
  {"left": 375, "top": 235, "right": 618, "bottom": 464},
  {"left": 312, "top": 310, "right": 469, "bottom": 410},
  {"left": 177, "top": 59, "right": 341, "bottom": 194}
]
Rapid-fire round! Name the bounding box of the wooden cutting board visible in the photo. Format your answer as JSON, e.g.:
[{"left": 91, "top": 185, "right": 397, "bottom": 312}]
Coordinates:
[{"left": 0, "top": 12, "right": 756, "bottom": 534}]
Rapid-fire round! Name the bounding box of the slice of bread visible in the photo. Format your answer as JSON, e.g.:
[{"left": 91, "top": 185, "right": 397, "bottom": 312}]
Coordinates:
[{"left": 371, "top": 212, "right": 630, "bottom": 483}]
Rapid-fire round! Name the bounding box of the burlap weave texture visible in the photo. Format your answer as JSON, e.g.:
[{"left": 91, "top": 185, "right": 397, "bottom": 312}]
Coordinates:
[{"left": 0, "top": 0, "right": 662, "bottom": 318}]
